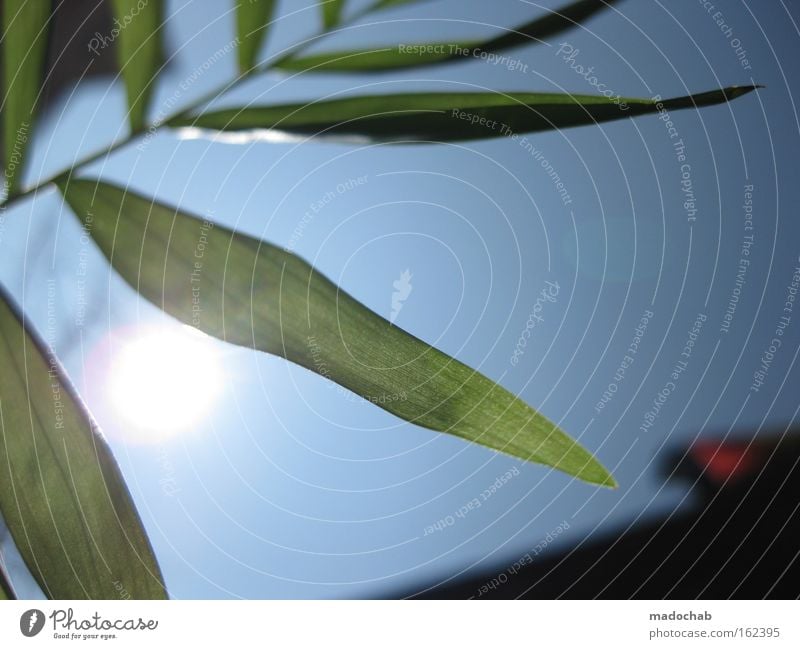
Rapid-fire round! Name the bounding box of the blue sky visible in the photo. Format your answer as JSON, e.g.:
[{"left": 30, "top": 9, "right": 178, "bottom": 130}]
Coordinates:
[{"left": 1, "top": 0, "right": 799, "bottom": 598}]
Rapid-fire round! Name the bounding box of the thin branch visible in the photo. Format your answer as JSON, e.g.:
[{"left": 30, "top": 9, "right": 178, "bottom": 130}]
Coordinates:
[{"left": 0, "top": 5, "right": 378, "bottom": 212}]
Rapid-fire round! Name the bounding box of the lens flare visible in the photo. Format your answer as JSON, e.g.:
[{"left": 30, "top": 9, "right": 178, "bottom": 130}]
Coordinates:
[{"left": 108, "top": 326, "right": 222, "bottom": 439}]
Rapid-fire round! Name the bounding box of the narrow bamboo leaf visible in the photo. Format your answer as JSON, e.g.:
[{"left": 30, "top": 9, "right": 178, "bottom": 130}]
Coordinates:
[
  {"left": 0, "top": 285, "right": 167, "bottom": 599},
  {"left": 110, "top": 0, "right": 162, "bottom": 131},
  {"left": 0, "top": 565, "right": 13, "bottom": 599},
  {"left": 280, "top": 0, "right": 620, "bottom": 73},
  {"left": 57, "top": 179, "right": 616, "bottom": 487},
  {"left": 236, "top": 0, "right": 277, "bottom": 73},
  {"left": 366, "top": 0, "right": 432, "bottom": 11},
  {"left": 321, "top": 0, "right": 345, "bottom": 29},
  {"left": 1, "top": 0, "right": 50, "bottom": 194},
  {"left": 169, "top": 86, "right": 760, "bottom": 143}
]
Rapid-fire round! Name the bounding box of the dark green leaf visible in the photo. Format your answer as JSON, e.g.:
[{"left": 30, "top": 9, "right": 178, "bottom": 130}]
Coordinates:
[
  {"left": 236, "top": 0, "right": 277, "bottom": 73},
  {"left": 169, "top": 86, "right": 760, "bottom": 143},
  {"left": 110, "top": 0, "right": 162, "bottom": 131},
  {"left": 1, "top": 0, "right": 50, "bottom": 194},
  {"left": 57, "top": 179, "right": 616, "bottom": 487},
  {"left": 281, "top": 0, "right": 620, "bottom": 73},
  {"left": 0, "top": 284, "right": 167, "bottom": 599},
  {"left": 0, "top": 564, "right": 13, "bottom": 599},
  {"left": 321, "top": 0, "right": 345, "bottom": 29}
]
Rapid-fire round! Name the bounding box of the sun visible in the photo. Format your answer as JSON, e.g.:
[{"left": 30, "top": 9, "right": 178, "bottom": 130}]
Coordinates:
[{"left": 108, "top": 325, "right": 223, "bottom": 440}]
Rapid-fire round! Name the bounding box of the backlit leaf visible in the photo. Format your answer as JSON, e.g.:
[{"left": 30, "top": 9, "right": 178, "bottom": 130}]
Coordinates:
[
  {"left": 0, "top": 285, "right": 167, "bottom": 599},
  {"left": 169, "top": 86, "right": 760, "bottom": 143},
  {"left": 58, "top": 179, "right": 616, "bottom": 487},
  {"left": 1, "top": 0, "right": 50, "bottom": 194},
  {"left": 366, "top": 0, "right": 433, "bottom": 11},
  {"left": 321, "top": 0, "right": 345, "bottom": 29},
  {"left": 281, "top": 0, "right": 619, "bottom": 73},
  {"left": 110, "top": 0, "right": 162, "bottom": 131},
  {"left": 236, "top": 0, "right": 277, "bottom": 73},
  {"left": 0, "top": 566, "right": 12, "bottom": 599}
]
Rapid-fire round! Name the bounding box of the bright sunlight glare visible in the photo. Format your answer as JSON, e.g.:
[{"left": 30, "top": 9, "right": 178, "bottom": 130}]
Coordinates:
[{"left": 109, "top": 326, "right": 223, "bottom": 439}]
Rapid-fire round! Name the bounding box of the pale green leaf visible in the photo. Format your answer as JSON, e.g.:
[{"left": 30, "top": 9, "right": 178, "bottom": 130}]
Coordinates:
[
  {"left": 169, "top": 86, "right": 760, "bottom": 143},
  {"left": 236, "top": 0, "right": 277, "bottom": 73},
  {"left": 1, "top": 0, "right": 50, "bottom": 194},
  {"left": 281, "top": 0, "right": 620, "bottom": 73},
  {"left": 0, "top": 285, "right": 167, "bottom": 599},
  {"left": 321, "top": 0, "right": 345, "bottom": 29},
  {"left": 110, "top": 0, "right": 162, "bottom": 131},
  {"left": 366, "top": 0, "right": 433, "bottom": 11},
  {"left": 57, "top": 179, "right": 616, "bottom": 487}
]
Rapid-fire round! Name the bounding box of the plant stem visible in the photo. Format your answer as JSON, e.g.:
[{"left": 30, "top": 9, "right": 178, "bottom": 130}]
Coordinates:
[
  {"left": 1, "top": 133, "right": 141, "bottom": 211},
  {"left": 0, "top": 6, "right": 375, "bottom": 212}
]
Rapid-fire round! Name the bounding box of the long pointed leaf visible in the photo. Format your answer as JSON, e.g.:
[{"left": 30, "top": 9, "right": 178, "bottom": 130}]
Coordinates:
[
  {"left": 321, "top": 0, "right": 345, "bottom": 29},
  {"left": 281, "top": 0, "right": 620, "bottom": 73},
  {"left": 57, "top": 179, "right": 616, "bottom": 487},
  {"left": 0, "top": 284, "right": 166, "bottom": 599},
  {"left": 169, "top": 86, "right": 760, "bottom": 143},
  {"left": 366, "top": 0, "right": 433, "bottom": 11},
  {"left": 110, "top": 0, "right": 162, "bottom": 131},
  {"left": 1, "top": 0, "right": 50, "bottom": 194},
  {"left": 236, "top": 0, "right": 277, "bottom": 73}
]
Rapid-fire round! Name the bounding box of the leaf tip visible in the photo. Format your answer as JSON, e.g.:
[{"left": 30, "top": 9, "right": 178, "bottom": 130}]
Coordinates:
[
  {"left": 726, "top": 84, "right": 763, "bottom": 99},
  {"left": 598, "top": 473, "right": 619, "bottom": 489},
  {"left": 580, "top": 463, "right": 618, "bottom": 489}
]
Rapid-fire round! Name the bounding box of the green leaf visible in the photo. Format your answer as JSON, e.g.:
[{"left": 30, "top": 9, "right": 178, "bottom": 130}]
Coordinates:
[
  {"left": 57, "top": 179, "right": 616, "bottom": 487},
  {"left": 110, "top": 0, "right": 162, "bottom": 131},
  {"left": 0, "top": 564, "right": 13, "bottom": 599},
  {"left": 366, "top": 0, "right": 432, "bottom": 11},
  {"left": 236, "top": 0, "right": 277, "bottom": 73},
  {"left": 321, "top": 0, "right": 345, "bottom": 29},
  {"left": 1, "top": 0, "right": 50, "bottom": 194},
  {"left": 169, "top": 86, "right": 760, "bottom": 143},
  {"left": 280, "top": 0, "right": 620, "bottom": 73},
  {"left": 0, "top": 284, "right": 167, "bottom": 599}
]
